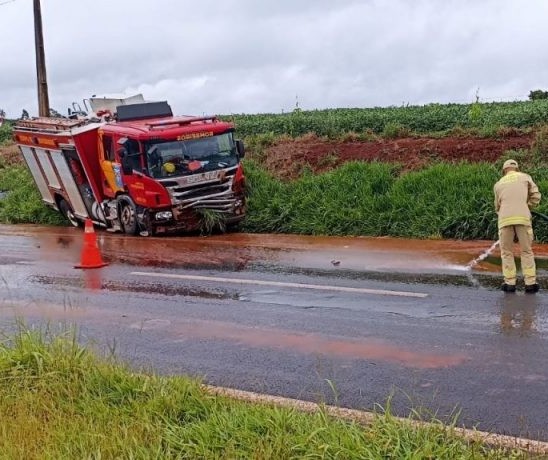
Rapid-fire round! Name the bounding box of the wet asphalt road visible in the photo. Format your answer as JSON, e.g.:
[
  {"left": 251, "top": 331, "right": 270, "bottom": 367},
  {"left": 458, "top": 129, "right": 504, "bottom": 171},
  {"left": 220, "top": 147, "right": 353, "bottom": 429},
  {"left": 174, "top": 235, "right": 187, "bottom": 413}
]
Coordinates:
[{"left": 0, "top": 226, "right": 547, "bottom": 441}]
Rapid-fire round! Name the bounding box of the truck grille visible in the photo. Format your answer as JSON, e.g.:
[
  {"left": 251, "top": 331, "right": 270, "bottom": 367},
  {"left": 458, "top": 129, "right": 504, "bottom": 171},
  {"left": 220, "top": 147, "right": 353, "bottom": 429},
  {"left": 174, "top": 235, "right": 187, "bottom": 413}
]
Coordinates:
[{"left": 160, "top": 166, "right": 239, "bottom": 212}]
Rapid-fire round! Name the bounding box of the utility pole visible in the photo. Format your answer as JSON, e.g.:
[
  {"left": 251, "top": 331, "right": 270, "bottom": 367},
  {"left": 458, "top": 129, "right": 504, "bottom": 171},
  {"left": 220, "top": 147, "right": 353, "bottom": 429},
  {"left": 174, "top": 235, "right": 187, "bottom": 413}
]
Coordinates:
[{"left": 34, "top": 0, "right": 50, "bottom": 117}]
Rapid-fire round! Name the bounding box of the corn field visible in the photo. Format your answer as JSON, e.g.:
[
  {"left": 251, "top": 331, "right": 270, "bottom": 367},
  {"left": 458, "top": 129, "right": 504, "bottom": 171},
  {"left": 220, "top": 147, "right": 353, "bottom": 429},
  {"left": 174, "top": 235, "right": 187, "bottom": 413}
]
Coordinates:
[{"left": 224, "top": 100, "right": 548, "bottom": 138}]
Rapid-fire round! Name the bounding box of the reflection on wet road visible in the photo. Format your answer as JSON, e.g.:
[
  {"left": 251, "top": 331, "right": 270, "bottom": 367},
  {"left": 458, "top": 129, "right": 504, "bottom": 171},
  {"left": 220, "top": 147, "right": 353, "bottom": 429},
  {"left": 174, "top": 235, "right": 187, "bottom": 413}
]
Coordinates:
[
  {"left": 1, "top": 224, "right": 548, "bottom": 441},
  {"left": 499, "top": 294, "right": 540, "bottom": 336}
]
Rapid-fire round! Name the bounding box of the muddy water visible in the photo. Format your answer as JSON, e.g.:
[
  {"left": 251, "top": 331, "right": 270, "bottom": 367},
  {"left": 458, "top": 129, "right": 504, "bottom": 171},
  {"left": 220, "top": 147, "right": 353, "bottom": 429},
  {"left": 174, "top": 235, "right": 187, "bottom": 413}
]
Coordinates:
[
  {"left": 0, "top": 224, "right": 542, "bottom": 372},
  {"left": 165, "top": 320, "right": 466, "bottom": 369},
  {"left": 2, "top": 224, "right": 548, "bottom": 275},
  {"left": 99, "top": 233, "right": 548, "bottom": 274},
  {"left": 1, "top": 295, "right": 465, "bottom": 369}
]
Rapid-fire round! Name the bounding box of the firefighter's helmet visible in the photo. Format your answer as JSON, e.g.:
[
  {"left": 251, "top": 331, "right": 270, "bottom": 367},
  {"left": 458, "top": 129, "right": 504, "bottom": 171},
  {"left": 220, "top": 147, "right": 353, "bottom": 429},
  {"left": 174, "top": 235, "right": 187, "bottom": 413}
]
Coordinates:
[
  {"left": 502, "top": 159, "right": 518, "bottom": 171},
  {"left": 163, "top": 162, "right": 175, "bottom": 174}
]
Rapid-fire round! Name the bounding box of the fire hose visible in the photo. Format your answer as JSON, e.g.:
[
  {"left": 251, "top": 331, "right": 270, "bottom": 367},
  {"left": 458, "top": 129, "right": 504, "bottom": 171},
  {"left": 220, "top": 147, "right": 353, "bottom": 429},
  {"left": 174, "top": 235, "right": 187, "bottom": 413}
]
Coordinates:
[{"left": 532, "top": 210, "right": 548, "bottom": 222}]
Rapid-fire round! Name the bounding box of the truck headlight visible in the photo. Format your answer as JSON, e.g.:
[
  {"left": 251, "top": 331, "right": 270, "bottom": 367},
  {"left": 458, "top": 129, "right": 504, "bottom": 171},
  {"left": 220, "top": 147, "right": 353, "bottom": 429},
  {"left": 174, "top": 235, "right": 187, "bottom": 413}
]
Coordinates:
[{"left": 155, "top": 211, "right": 173, "bottom": 220}]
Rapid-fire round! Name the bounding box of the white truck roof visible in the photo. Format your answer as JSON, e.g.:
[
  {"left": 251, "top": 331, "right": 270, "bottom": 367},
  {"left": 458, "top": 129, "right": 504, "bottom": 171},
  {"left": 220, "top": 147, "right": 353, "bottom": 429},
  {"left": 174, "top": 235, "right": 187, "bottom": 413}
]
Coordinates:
[{"left": 88, "top": 94, "right": 145, "bottom": 114}]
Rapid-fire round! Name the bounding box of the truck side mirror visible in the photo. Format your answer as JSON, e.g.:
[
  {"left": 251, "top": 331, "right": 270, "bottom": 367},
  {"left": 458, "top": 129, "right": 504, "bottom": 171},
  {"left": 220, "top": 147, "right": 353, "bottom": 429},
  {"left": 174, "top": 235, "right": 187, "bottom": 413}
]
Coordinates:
[
  {"left": 121, "top": 156, "right": 133, "bottom": 175},
  {"left": 236, "top": 139, "right": 245, "bottom": 158}
]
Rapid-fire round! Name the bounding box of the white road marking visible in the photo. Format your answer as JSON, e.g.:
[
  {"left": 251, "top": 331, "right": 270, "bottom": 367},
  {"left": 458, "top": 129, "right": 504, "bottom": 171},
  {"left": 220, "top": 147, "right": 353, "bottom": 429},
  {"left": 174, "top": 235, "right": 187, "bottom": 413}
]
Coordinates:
[{"left": 130, "top": 272, "right": 428, "bottom": 298}]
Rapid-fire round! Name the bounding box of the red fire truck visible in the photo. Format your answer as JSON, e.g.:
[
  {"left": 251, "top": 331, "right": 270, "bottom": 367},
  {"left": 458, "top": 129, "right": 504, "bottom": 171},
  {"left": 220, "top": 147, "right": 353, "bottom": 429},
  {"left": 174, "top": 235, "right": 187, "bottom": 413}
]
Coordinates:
[{"left": 13, "top": 97, "right": 246, "bottom": 235}]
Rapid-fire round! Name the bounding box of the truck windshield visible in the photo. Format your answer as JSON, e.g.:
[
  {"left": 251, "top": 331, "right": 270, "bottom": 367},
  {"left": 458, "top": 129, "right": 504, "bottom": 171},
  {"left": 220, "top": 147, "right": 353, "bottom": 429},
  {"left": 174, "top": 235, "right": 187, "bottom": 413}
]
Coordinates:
[{"left": 146, "top": 132, "right": 237, "bottom": 179}]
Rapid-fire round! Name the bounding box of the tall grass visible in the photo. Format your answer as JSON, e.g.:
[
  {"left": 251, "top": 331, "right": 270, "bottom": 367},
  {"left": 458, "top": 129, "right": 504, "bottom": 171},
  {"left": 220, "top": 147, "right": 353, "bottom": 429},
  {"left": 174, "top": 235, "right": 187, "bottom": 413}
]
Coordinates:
[
  {"left": 0, "top": 329, "right": 525, "bottom": 458},
  {"left": 0, "top": 165, "right": 65, "bottom": 225},
  {"left": 0, "top": 122, "right": 13, "bottom": 145},
  {"left": 3, "top": 158, "right": 548, "bottom": 241},
  {"left": 243, "top": 159, "right": 548, "bottom": 242}
]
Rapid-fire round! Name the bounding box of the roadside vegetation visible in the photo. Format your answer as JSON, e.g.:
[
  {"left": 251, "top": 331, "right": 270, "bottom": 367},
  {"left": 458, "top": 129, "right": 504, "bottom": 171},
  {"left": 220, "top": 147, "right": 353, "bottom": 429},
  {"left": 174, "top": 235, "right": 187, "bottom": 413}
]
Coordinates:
[
  {"left": 0, "top": 122, "right": 65, "bottom": 225},
  {"left": 2, "top": 104, "right": 548, "bottom": 241},
  {"left": 0, "top": 328, "right": 528, "bottom": 459},
  {"left": 241, "top": 144, "right": 548, "bottom": 242},
  {"left": 0, "top": 163, "right": 65, "bottom": 225},
  {"left": 0, "top": 121, "right": 14, "bottom": 145}
]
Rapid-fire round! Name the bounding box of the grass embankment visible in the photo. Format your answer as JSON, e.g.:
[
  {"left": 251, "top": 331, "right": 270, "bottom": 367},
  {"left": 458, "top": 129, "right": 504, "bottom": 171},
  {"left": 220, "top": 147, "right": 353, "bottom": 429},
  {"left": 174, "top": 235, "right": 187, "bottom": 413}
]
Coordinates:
[
  {"left": 3, "top": 118, "right": 548, "bottom": 241},
  {"left": 242, "top": 159, "right": 548, "bottom": 243},
  {"left": 0, "top": 123, "right": 13, "bottom": 145},
  {"left": 239, "top": 126, "right": 548, "bottom": 241},
  {"left": 3, "top": 149, "right": 548, "bottom": 241},
  {"left": 0, "top": 163, "right": 65, "bottom": 225},
  {"left": 0, "top": 330, "right": 526, "bottom": 458},
  {"left": 0, "top": 123, "right": 64, "bottom": 225}
]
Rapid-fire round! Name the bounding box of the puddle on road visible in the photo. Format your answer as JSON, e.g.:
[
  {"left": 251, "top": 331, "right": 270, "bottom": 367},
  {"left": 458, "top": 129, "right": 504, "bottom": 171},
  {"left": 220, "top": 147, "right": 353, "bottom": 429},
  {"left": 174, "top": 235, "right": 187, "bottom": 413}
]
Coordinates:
[
  {"left": 33, "top": 274, "right": 241, "bottom": 300},
  {"left": 169, "top": 320, "right": 466, "bottom": 369},
  {"left": 97, "top": 234, "right": 267, "bottom": 271},
  {"left": 4, "top": 225, "right": 548, "bottom": 288},
  {"left": 0, "top": 299, "right": 465, "bottom": 369},
  {"left": 498, "top": 293, "right": 541, "bottom": 336},
  {"left": 0, "top": 299, "right": 98, "bottom": 320}
]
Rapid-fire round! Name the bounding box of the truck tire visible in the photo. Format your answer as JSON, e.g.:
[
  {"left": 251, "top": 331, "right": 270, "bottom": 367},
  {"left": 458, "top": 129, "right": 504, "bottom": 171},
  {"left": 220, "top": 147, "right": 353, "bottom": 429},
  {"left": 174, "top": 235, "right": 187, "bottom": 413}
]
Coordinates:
[
  {"left": 58, "top": 199, "right": 80, "bottom": 227},
  {"left": 118, "top": 196, "right": 138, "bottom": 235}
]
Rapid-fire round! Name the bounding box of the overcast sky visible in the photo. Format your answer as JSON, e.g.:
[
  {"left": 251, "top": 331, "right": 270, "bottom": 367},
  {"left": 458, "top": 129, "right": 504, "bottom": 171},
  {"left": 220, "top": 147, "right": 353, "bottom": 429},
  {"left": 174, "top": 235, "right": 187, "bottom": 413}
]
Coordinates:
[{"left": 1, "top": 0, "right": 547, "bottom": 118}]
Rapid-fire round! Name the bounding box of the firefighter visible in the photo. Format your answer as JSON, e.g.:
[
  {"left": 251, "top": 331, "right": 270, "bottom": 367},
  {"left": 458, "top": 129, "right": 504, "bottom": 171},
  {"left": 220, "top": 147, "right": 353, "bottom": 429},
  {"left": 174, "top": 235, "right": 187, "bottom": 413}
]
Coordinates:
[{"left": 494, "top": 159, "right": 541, "bottom": 293}]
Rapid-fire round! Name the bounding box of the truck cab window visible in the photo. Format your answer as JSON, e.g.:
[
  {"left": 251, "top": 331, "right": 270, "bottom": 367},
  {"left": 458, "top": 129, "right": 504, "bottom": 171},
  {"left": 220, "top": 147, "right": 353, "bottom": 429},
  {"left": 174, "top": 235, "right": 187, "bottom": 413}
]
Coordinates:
[
  {"left": 124, "top": 138, "right": 142, "bottom": 172},
  {"left": 146, "top": 133, "right": 237, "bottom": 179},
  {"left": 102, "top": 135, "right": 115, "bottom": 161}
]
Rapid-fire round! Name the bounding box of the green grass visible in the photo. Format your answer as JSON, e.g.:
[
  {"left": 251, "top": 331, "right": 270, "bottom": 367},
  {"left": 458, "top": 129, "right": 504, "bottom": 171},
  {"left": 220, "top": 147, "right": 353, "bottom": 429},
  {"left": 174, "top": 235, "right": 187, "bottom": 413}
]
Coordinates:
[
  {"left": 0, "top": 122, "right": 13, "bottom": 145},
  {"left": 0, "top": 164, "right": 65, "bottom": 225},
  {"left": 242, "top": 157, "right": 548, "bottom": 242},
  {"left": 3, "top": 157, "right": 548, "bottom": 242},
  {"left": 223, "top": 100, "right": 548, "bottom": 138},
  {"left": 0, "top": 328, "right": 528, "bottom": 459},
  {"left": 196, "top": 208, "right": 228, "bottom": 234}
]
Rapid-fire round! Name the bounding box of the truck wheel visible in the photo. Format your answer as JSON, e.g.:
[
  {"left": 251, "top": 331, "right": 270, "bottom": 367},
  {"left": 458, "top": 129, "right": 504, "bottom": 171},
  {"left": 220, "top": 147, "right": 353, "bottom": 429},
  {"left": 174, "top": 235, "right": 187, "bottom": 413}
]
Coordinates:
[
  {"left": 58, "top": 199, "right": 80, "bottom": 227},
  {"left": 118, "top": 197, "right": 138, "bottom": 235}
]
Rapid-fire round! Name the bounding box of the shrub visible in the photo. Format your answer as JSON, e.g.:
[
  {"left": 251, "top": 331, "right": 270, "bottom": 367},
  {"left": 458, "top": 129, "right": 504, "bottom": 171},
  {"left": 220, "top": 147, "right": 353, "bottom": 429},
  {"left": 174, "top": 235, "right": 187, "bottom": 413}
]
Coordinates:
[
  {"left": 0, "top": 123, "right": 13, "bottom": 145},
  {"left": 382, "top": 122, "right": 411, "bottom": 139}
]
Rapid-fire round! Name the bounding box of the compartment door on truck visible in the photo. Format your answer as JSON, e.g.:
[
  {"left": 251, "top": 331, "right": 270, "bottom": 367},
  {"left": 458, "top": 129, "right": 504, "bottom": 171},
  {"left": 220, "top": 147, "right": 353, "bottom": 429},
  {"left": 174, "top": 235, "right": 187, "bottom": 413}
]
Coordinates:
[{"left": 58, "top": 146, "right": 95, "bottom": 220}]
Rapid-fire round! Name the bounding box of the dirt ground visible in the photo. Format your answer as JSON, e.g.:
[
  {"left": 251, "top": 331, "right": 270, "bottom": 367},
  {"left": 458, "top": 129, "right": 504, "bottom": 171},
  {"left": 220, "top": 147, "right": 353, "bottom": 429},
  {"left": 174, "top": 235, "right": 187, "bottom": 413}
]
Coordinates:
[
  {"left": 258, "top": 132, "right": 535, "bottom": 180},
  {"left": 1, "top": 131, "right": 536, "bottom": 179},
  {"left": 0, "top": 143, "right": 23, "bottom": 167}
]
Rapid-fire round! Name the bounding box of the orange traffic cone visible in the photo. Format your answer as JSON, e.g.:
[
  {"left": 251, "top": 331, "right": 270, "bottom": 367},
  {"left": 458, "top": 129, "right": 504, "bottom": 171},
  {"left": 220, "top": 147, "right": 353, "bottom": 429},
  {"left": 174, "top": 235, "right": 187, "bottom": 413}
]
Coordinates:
[{"left": 75, "top": 219, "right": 108, "bottom": 269}]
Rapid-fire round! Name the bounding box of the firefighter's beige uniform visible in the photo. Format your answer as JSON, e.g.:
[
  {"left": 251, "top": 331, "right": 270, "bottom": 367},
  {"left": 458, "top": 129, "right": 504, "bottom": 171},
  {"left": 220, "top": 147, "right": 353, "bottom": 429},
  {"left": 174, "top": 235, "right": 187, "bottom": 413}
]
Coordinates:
[{"left": 494, "top": 160, "right": 541, "bottom": 286}]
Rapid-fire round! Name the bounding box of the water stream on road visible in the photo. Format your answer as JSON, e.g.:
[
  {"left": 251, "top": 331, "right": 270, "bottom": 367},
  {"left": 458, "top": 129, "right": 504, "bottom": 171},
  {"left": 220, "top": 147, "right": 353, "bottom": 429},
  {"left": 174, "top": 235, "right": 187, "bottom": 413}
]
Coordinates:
[
  {"left": 451, "top": 240, "right": 501, "bottom": 287},
  {"left": 466, "top": 240, "right": 501, "bottom": 270}
]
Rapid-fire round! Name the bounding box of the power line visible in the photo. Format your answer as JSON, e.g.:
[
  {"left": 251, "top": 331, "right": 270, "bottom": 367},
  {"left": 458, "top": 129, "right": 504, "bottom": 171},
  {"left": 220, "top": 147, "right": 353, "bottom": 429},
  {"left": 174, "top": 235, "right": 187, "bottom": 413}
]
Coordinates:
[{"left": 0, "top": 0, "right": 17, "bottom": 6}]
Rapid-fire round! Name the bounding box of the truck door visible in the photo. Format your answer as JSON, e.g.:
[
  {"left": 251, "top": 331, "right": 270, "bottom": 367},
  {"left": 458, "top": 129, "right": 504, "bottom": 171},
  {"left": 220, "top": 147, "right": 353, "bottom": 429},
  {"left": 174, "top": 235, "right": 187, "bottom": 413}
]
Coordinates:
[
  {"left": 117, "top": 137, "right": 148, "bottom": 207},
  {"left": 99, "top": 132, "right": 124, "bottom": 198}
]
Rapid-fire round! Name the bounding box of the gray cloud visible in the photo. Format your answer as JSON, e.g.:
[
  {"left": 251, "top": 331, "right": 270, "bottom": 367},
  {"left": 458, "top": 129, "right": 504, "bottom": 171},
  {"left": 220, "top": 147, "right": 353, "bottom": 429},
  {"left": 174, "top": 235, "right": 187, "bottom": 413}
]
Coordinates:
[{"left": 1, "top": 0, "right": 547, "bottom": 118}]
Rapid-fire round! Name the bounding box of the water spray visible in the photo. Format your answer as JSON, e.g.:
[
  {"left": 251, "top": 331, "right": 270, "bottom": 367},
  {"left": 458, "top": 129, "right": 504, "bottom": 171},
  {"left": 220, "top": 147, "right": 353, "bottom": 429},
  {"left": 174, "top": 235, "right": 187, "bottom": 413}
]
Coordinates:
[
  {"left": 465, "top": 211, "right": 548, "bottom": 271},
  {"left": 466, "top": 240, "right": 500, "bottom": 270}
]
